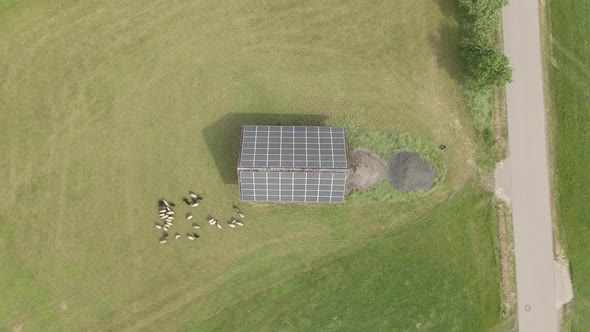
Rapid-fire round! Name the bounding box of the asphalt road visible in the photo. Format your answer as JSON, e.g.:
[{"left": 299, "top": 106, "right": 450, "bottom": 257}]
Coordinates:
[{"left": 502, "top": 1, "right": 558, "bottom": 331}]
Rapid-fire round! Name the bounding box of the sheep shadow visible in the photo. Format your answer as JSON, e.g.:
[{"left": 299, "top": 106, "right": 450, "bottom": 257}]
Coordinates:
[{"left": 202, "top": 113, "right": 328, "bottom": 184}]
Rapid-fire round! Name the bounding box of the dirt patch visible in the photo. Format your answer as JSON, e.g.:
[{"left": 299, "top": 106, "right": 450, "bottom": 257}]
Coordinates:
[
  {"left": 388, "top": 152, "right": 437, "bottom": 192},
  {"left": 346, "top": 149, "right": 387, "bottom": 193}
]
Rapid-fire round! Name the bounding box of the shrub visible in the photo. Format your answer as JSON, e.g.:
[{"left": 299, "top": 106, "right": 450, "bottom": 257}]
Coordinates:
[{"left": 459, "top": 0, "right": 512, "bottom": 90}]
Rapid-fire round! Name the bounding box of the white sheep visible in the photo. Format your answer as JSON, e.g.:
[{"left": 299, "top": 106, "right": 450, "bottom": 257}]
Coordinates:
[
  {"left": 186, "top": 213, "right": 193, "bottom": 220},
  {"left": 155, "top": 224, "right": 162, "bottom": 229},
  {"left": 187, "top": 235, "right": 195, "bottom": 240},
  {"left": 233, "top": 205, "right": 245, "bottom": 218},
  {"left": 175, "top": 234, "right": 181, "bottom": 240},
  {"left": 193, "top": 223, "right": 200, "bottom": 229},
  {"left": 159, "top": 239, "right": 167, "bottom": 244},
  {"left": 216, "top": 222, "right": 222, "bottom": 229},
  {"left": 228, "top": 223, "right": 236, "bottom": 228},
  {"left": 208, "top": 218, "right": 217, "bottom": 225},
  {"left": 236, "top": 221, "right": 244, "bottom": 226}
]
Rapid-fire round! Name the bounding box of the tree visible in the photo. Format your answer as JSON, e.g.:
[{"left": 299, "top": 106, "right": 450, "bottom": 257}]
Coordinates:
[
  {"left": 458, "top": 0, "right": 512, "bottom": 90},
  {"left": 462, "top": 35, "right": 512, "bottom": 89}
]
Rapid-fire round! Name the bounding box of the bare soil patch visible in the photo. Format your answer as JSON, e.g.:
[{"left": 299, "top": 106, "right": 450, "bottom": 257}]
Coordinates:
[
  {"left": 388, "top": 152, "right": 437, "bottom": 192},
  {"left": 346, "top": 149, "right": 387, "bottom": 193}
]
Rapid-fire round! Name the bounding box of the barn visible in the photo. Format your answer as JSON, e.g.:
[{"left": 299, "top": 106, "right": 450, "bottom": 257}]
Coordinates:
[{"left": 238, "top": 125, "right": 350, "bottom": 203}]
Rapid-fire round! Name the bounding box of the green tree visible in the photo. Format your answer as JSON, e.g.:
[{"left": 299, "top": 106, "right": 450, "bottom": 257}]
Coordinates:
[
  {"left": 462, "top": 35, "right": 512, "bottom": 89},
  {"left": 458, "top": 0, "right": 512, "bottom": 90}
]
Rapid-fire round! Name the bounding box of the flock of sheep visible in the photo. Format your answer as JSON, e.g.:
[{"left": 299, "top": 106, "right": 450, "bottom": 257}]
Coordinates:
[{"left": 155, "top": 192, "right": 246, "bottom": 244}]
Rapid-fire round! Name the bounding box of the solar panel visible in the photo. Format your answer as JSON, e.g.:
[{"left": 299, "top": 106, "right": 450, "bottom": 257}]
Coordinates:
[
  {"left": 239, "top": 171, "right": 347, "bottom": 203},
  {"left": 239, "top": 126, "right": 348, "bottom": 169},
  {"left": 238, "top": 125, "right": 349, "bottom": 203}
]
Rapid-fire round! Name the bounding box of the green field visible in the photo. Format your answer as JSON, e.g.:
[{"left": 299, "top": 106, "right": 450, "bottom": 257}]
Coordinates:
[
  {"left": 546, "top": 0, "right": 590, "bottom": 330},
  {"left": 0, "top": 1, "right": 503, "bottom": 330}
]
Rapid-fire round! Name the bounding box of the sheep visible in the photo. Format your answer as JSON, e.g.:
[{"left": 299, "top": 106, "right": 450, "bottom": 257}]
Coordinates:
[
  {"left": 191, "top": 201, "right": 200, "bottom": 207},
  {"left": 235, "top": 221, "right": 244, "bottom": 227},
  {"left": 233, "top": 205, "right": 245, "bottom": 218},
  {"left": 163, "top": 225, "right": 169, "bottom": 232},
  {"left": 155, "top": 224, "right": 162, "bottom": 229},
  {"left": 208, "top": 217, "right": 217, "bottom": 225},
  {"left": 175, "top": 233, "right": 181, "bottom": 240},
  {"left": 159, "top": 209, "right": 167, "bottom": 213},
  {"left": 228, "top": 222, "right": 236, "bottom": 228},
  {"left": 159, "top": 239, "right": 167, "bottom": 244},
  {"left": 189, "top": 192, "right": 198, "bottom": 199},
  {"left": 166, "top": 211, "right": 175, "bottom": 215},
  {"left": 192, "top": 223, "right": 200, "bottom": 229},
  {"left": 216, "top": 222, "right": 222, "bottom": 229},
  {"left": 187, "top": 234, "right": 195, "bottom": 240},
  {"left": 186, "top": 213, "right": 193, "bottom": 220},
  {"left": 160, "top": 215, "right": 168, "bottom": 220},
  {"left": 162, "top": 199, "right": 170, "bottom": 207}
]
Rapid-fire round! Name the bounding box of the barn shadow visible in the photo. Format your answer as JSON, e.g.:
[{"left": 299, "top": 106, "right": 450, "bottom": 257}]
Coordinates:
[{"left": 202, "top": 113, "right": 328, "bottom": 184}]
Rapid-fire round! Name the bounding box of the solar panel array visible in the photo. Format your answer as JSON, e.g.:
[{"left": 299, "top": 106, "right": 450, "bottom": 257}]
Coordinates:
[
  {"left": 239, "top": 171, "right": 346, "bottom": 203},
  {"left": 239, "top": 126, "right": 348, "bottom": 169}
]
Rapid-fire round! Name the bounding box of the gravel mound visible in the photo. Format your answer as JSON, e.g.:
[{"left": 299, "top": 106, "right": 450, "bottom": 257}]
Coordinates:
[
  {"left": 346, "top": 149, "right": 387, "bottom": 193},
  {"left": 388, "top": 152, "right": 437, "bottom": 192}
]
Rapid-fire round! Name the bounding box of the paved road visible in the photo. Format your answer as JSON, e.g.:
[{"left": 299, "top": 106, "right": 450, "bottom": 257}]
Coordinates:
[{"left": 502, "top": 1, "right": 558, "bottom": 331}]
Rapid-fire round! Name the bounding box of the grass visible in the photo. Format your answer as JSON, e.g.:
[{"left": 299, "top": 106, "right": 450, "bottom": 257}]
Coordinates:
[
  {"left": 0, "top": 0, "right": 502, "bottom": 330},
  {"left": 188, "top": 188, "right": 502, "bottom": 331},
  {"left": 545, "top": 0, "right": 590, "bottom": 329}
]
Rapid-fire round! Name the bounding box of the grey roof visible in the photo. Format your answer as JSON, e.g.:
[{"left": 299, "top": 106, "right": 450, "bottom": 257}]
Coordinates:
[
  {"left": 239, "top": 126, "right": 348, "bottom": 170},
  {"left": 239, "top": 171, "right": 346, "bottom": 203}
]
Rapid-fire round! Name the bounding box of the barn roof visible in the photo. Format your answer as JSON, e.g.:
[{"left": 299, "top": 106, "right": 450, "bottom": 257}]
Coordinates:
[{"left": 238, "top": 125, "right": 348, "bottom": 170}]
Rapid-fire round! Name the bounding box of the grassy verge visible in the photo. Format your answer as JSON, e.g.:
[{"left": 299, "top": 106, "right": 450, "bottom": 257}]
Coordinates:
[{"left": 544, "top": 0, "right": 590, "bottom": 329}]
